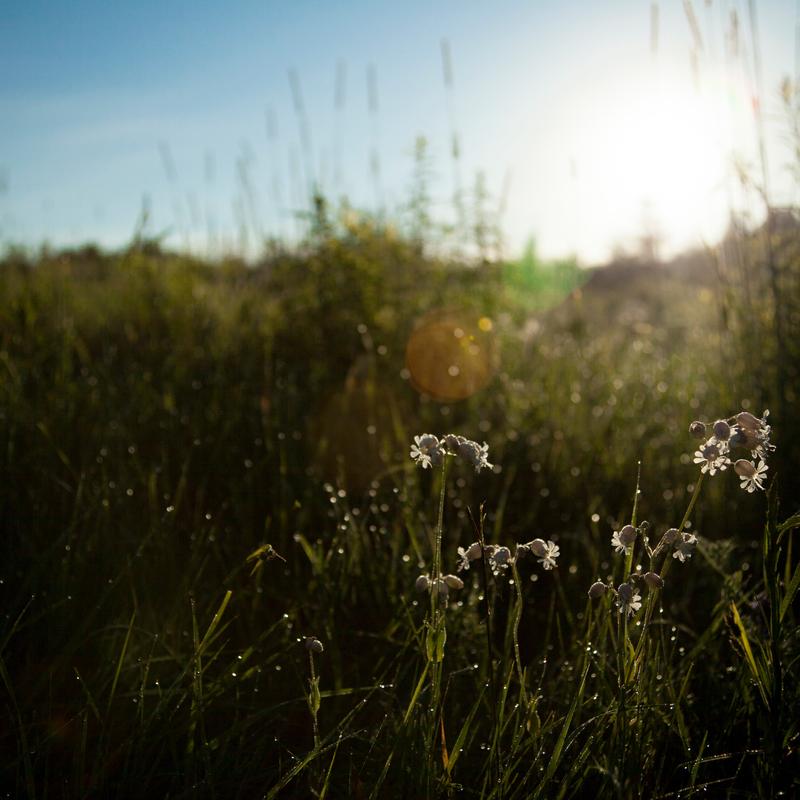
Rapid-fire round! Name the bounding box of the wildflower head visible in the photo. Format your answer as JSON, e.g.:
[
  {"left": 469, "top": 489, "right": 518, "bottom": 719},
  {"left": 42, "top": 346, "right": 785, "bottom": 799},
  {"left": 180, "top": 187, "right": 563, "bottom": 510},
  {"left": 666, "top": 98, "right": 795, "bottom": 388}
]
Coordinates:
[
  {"left": 693, "top": 439, "right": 731, "bottom": 475},
  {"left": 615, "top": 583, "right": 642, "bottom": 617},
  {"left": 611, "top": 529, "right": 633, "bottom": 555},
  {"left": 673, "top": 532, "right": 697, "bottom": 563},
  {"left": 410, "top": 434, "right": 444, "bottom": 469},
  {"left": 734, "top": 458, "right": 768, "bottom": 493},
  {"left": 489, "top": 546, "right": 511, "bottom": 574},
  {"left": 588, "top": 581, "right": 607, "bottom": 599},
  {"left": 457, "top": 438, "right": 493, "bottom": 472},
  {"left": 456, "top": 541, "right": 483, "bottom": 572},
  {"left": 536, "top": 540, "right": 560, "bottom": 570},
  {"left": 411, "top": 433, "right": 493, "bottom": 472},
  {"left": 305, "top": 636, "right": 324, "bottom": 654}
]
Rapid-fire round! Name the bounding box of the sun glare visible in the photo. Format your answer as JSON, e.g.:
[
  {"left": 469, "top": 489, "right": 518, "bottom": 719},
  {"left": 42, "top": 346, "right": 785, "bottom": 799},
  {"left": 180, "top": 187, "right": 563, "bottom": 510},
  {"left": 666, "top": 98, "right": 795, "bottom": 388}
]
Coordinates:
[{"left": 570, "top": 67, "right": 755, "bottom": 256}]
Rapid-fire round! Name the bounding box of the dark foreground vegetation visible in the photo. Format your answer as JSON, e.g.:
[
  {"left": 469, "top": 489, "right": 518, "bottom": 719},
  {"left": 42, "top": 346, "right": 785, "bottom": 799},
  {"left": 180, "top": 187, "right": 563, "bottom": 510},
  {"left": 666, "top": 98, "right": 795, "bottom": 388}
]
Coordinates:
[{"left": 1, "top": 204, "right": 799, "bottom": 798}]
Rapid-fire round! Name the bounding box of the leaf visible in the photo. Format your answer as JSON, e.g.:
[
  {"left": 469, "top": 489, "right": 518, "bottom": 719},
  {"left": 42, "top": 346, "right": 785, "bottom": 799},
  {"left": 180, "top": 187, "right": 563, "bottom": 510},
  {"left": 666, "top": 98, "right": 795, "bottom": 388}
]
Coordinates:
[
  {"left": 780, "top": 561, "right": 800, "bottom": 621},
  {"left": 425, "top": 622, "right": 446, "bottom": 663},
  {"left": 309, "top": 676, "right": 321, "bottom": 715},
  {"left": 730, "top": 601, "right": 769, "bottom": 708}
]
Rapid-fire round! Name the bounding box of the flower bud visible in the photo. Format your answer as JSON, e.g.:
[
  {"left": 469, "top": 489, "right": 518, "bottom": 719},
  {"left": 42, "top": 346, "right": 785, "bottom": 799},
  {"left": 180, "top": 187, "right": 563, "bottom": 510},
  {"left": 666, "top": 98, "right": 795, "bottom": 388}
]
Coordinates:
[
  {"left": 734, "top": 459, "right": 756, "bottom": 478},
  {"left": 618, "top": 525, "right": 637, "bottom": 546},
  {"left": 644, "top": 571, "right": 664, "bottom": 589},
  {"left": 713, "top": 420, "right": 731, "bottom": 440},
  {"left": 588, "top": 581, "right": 607, "bottom": 599},
  {"left": 415, "top": 574, "right": 431, "bottom": 592},
  {"left": 305, "top": 636, "right": 324, "bottom": 653},
  {"left": 444, "top": 434, "right": 463, "bottom": 451},
  {"left": 465, "top": 541, "right": 483, "bottom": 560},
  {"left": 662, "top": 527, "right": 680, "bottom": 544},
  {"left": 736, "top": 412, "right": 761, "bottom": 432},
  {"left": 617, "top": 583, "right": 634, "bottom": 602},
  {"left": 436, "top": 578, "right": 450, "bottom": 596},
  {"left": 730, "top": 428, "right": 758, "bottom": 450},
  {"left": 443, "top": 574, "right": 464, "bottom": 590},
  {"left": 528, "top": 538, "right": 548, "bottom": 558},
  {"left": 690, "top": 420, "right": 706, "bottom": 439},
  {"left": 492, "top": 546, "right": 511, "bottom": 567}
]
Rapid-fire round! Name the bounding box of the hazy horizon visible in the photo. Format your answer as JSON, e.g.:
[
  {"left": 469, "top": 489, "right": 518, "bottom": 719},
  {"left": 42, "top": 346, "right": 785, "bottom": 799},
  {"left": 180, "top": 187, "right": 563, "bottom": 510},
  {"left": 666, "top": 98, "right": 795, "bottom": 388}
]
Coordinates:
[{"left": 2, "top": 0, "right": 797, "bottom": 263}]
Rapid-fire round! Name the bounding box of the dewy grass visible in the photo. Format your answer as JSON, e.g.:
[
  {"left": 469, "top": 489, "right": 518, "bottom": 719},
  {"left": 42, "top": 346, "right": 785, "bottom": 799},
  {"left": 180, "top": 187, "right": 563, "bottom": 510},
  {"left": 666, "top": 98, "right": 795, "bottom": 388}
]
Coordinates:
[{"left": 1, "top": 229, "right": 799, "bottom": 798}]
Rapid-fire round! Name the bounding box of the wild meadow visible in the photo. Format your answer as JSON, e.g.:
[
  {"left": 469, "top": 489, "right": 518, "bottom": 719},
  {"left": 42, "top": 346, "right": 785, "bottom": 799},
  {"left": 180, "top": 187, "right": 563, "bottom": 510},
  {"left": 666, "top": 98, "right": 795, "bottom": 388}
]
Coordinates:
[{"left": 1, "top": 180, "right": 799, "bottom": 800}]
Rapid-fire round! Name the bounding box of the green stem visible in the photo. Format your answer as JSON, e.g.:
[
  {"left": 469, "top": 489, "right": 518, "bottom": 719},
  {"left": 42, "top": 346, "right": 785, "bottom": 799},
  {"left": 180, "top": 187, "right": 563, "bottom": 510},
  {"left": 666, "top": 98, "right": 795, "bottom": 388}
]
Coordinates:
[
  {"left": 636, "top": 472, "right": 705, "bottom": 661},
  {"left": 511, "top": 559, "right": 528, "bottom": 707}
]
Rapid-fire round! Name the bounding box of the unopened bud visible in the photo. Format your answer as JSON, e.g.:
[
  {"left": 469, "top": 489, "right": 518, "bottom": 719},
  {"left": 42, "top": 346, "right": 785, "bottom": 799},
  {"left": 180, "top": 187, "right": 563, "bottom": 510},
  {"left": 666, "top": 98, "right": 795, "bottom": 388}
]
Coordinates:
[
  {"left": 662, "top": 528, "right": 680, "bottom": 544},
  {"left": 444, "top": 574, "right": 464, "bottom": 590},
  {"left": 619, "top": 525, "right": 637, "bottom": 546},
  {"left": 305, "top": 636, "right": 324, "bottom": 653},
  {"left": 713, "top": 420, "right": 731, "bottom": 441},
  {"left": 588, "top": 581, "right": 607, "bottom": 599},
  {"left": 734, "top": 459, "right": 756, "bottom": 478},
  {"left": 444, "top": 434, "right": 463, "bottom": 451},
  {"left": 436, "top": 579, "right": 449, "bottom": 596},
  {"left": 736, "top": 412, "right": 761, "bottom": 432},
  {"left": 690, "top": 421, "right": 706, "bottom": 439},
  {"left": 492, "top": 546, "right": 511, "bottom": 566},
  {"left": 465, "top": 541, "right": 483, "bottom": 560},
  {"left": 528, "top": 538, "right": 548, "bottom": 558},
  {"left": 644, "top": 571, "right": 664, "bottom": 589},
  {"left": 415, "top": 575, "right": 431, "bottom": 592},
  {"left": 617, "top": 583, "right": 634, "bottom": 602}
]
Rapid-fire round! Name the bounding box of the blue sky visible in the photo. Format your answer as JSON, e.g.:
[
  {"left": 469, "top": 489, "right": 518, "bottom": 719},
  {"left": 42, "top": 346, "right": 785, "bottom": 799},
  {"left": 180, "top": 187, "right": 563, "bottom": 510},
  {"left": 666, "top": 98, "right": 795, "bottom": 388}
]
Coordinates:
[{"left": 1, "top": 0, "right": 797, "bottom": 262}]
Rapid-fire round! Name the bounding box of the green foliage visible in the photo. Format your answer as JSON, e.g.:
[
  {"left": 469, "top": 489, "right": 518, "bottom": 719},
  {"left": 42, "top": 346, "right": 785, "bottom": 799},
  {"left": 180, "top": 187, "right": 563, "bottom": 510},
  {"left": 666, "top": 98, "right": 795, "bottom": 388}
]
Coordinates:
[{"left": 0, "top": 216, "right": 798, "bottom": 798}]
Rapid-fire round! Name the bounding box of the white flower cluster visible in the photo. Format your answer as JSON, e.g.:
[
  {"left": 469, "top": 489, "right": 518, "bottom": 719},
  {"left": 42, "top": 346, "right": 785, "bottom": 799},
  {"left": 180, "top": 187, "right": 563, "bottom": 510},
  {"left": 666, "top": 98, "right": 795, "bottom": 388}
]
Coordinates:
[
  {"left": 456, "top": 537, "right": 560, "bottom": 575},
  {"left": 409, "top": 433, "right": 493, "bottom": 473},
  {"left": 690, "top": 411, "right": 774, "bottom": 491},
  {"left": 588, "top": 571, "right": 663, "bottom": 618}
]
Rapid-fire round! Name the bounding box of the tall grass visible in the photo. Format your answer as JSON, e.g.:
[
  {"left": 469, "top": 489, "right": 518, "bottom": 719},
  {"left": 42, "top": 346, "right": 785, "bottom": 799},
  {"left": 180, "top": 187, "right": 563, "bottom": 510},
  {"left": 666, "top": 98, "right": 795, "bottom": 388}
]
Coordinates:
[{"left": 0, "top": 194, "right": 798, "bottom": 797}]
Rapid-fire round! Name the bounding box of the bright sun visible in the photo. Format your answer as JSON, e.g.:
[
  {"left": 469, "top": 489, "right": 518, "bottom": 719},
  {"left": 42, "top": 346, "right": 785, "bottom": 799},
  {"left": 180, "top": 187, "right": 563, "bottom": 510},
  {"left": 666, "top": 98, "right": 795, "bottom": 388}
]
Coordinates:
[{"left": 570, "top": 67, "right": 756, "bottom": 256}]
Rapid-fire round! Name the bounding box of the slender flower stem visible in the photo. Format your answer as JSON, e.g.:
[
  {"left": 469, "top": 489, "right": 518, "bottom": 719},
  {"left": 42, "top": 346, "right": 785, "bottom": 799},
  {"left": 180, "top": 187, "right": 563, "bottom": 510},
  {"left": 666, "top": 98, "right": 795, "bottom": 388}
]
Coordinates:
[
  {"left": 511, "top": 559, "right": 528, "bottom": 707},
  {"left": 427, "top": 456, "right": 449, "bottom": 777},
  {"left": 636, "top": 472, "right": 705, "bottom": 661}
]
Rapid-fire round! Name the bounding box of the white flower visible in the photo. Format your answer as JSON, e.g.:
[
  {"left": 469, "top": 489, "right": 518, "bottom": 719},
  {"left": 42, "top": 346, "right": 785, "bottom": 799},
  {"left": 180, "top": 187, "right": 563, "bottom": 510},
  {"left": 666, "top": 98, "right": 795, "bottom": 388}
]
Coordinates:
[
  {"left": 410, "top": 434, "right": 443, "bottom": 469},
  {"left": 731, "top": 410, "right": 774, "bottom": 460},
  {"left": 456, "top": 541, "right": 483, "bottom": 571},
  {"left": 735, "top": 458, "right": 768, "bottom": 493},
  {"left": 536, "top": 540, "right": 560, "bottom": 570},
  {"left": 672, "top": 532, "right": 697, "bottom": 563},
  {"left": 693, "top": 438, "right": 731, "bottom": 475},
  {"left": 489, "top": 546, "right": 511, "bottom": 575},
  {"left": 457, "top": 439, "right": 493, "bottom": 472},
  {"left": 611, "top": 530, "right": 631, "bottom": 555},
  {"left": 615, "top": 583, "right": 642, "bottom": 617}
]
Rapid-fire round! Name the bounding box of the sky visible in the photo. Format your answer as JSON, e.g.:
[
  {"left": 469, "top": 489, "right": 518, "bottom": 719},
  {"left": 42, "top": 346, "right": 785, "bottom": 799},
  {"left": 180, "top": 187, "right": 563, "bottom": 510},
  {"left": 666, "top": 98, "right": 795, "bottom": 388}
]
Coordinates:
[{"left": 1, "top": 0, "right": 797, "bottom": 263}]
